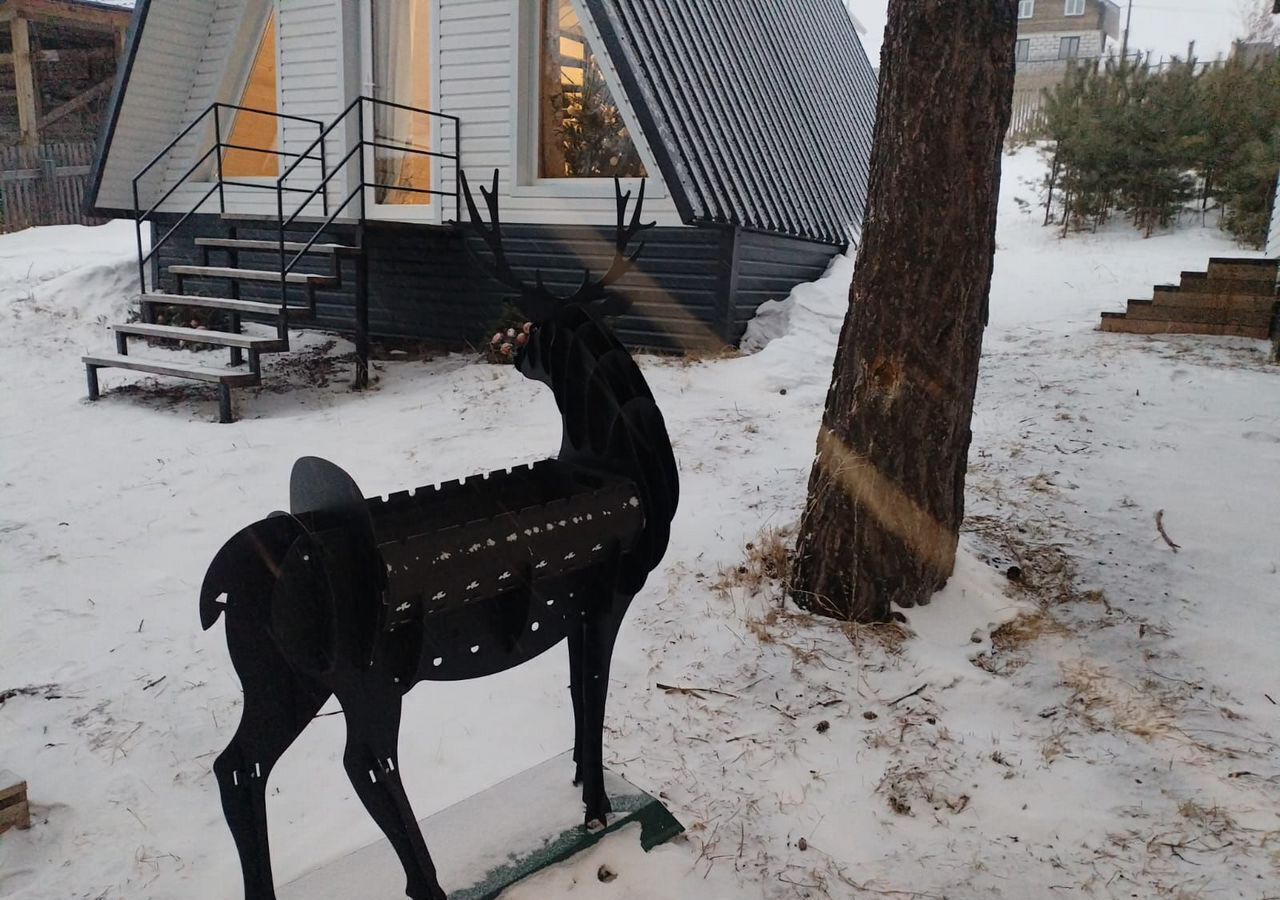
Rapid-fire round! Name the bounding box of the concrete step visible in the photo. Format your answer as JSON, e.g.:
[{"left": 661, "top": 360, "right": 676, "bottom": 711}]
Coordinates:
[
  {"left": 168, "top": 265, "right": 337, "bottom": 286},
  {"left": 140, "top": 293, "right": 314, "bottom": 319}
]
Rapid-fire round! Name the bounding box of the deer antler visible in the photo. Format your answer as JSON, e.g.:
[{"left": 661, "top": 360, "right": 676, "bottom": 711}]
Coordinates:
[{"left": 461, "top": 169, "right": 656, "bottom": 322}]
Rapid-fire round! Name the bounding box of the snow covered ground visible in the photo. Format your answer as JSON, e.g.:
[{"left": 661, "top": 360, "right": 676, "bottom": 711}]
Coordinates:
[{"left": 2, "top": 147, "right": 1278, "bottom": 899}]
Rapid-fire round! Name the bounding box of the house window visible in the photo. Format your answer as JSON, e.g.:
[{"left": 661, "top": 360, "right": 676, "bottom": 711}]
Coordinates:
[
  {"left": 371, "top": 0, "right": 433, "bottom": 205},
  {"left": 1064, "top": 0, "right": 1086, "bottom": 14},
  {"left": 538, "top": 0, "right": 645, "bottom": 178},
  {"left": 1016, "top": 39, "right": 1030, "bottom": 62},
  {"left": 1059, "top": 36, "right": 1081, "bottom": 59},
  {"left": 222, "top": 13, "right": 279, "bottom": 178},
  {"left": 1018, "top": 0, "right": 1035, "bottom": 18}
]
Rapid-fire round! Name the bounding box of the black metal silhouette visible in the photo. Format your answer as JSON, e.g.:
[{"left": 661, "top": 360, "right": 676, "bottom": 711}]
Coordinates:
[{"left": 200, "top": 173, "right": 679, "bottom": 900}]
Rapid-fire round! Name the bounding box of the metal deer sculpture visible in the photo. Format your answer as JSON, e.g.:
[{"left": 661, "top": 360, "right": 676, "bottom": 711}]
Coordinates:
[{"left": 199, "top": 172, "right": 679, "bottom": 900}]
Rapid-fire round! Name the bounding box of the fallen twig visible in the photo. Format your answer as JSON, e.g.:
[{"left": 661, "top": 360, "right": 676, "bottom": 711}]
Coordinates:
[
  {"left": 142, "top": 676, "right": 166, "bottom": 691},
  {"left": 888, "top": 684, "right": 928, "bottom": 706},
  {"left": 1155, "top": 510, "right": 1181, "bottom": 553},
  {"left": 656, "top": 682, "right": 739, "bottom": 699}
]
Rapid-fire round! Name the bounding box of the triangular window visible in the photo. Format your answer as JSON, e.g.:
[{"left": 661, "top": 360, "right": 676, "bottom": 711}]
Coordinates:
[
  {"left": 538, "top": 0, "right": 645, "bottom": 178},
  {"left": 222, "top": 13, "right": 279, "bottom": 178}
]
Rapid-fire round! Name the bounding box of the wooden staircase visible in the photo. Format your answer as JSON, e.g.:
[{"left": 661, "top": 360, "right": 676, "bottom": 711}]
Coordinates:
[
  {"left": 1100, "top": 257, "right": 1279, "bottom": 340},
  {"left": 83, "top": 234, "right": 359, "bottom": 423}
]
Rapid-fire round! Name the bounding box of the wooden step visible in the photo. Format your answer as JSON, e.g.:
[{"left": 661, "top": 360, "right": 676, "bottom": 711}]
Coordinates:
[
  {"left": 1176, "top": 273, "right": 1275, "bottom": 297},
  {"left": 113, "top": 322, "right": 288, "bottom": 352},
  {"left": 1207, "top": 257, "right": 1279, "bottom": 282},
  {"left": 1150, "top": 288, "right": 1276, "bottom": 313},
  {"left": 82, "top": 354, "right": 261, "bottom": 386},
  {"left": 1100, "top": 315, "right": 1270, "bottom": 339},
  {"left": 83, "top": 354, "right": 259, "bottom": 424},
  {"left": 168, "top": 265, "right": 337, "bottom": 286},
  {"left": 194, "top": 238, "right": 358, "bottom": 256},
  {"left": 1124, "top": 304, "right": 1273, "bottom": 327},
  {"left": 140, "top": 293, "right": 314, "bottom": 319}
]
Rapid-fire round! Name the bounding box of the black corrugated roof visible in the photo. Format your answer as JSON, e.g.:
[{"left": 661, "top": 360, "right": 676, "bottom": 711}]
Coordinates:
[{"left": 587, "top": 0, "right": 878, "bottom": 245}]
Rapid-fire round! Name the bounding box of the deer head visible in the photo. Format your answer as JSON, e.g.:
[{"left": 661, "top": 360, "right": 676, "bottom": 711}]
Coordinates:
[{"left": 462, "top": 169, "right": 656, "bottom": 323}]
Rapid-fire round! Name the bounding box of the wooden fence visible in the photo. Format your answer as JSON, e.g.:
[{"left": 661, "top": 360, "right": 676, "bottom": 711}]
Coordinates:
[
  {"left": 1009, "top": 88, "right": 1048, "bottom": 140},
  {"left": 0, "top": 141, "right": 105, "bottom": 233}
]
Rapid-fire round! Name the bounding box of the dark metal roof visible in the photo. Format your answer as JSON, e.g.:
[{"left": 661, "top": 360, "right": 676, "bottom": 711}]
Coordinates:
[{"left": 586, "top": 0, "right": 878, "bottom": 245}]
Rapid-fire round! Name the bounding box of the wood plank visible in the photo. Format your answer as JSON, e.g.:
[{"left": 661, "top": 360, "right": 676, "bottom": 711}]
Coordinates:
[
  {"left": 194, "top": 238, "right": 358, "bottom": 255},
  {"left": 141, "top": 293, "right": 315, "bottom": 318},
  {"left": 7, "top": 0, "right": 132, "bottom": 31},
  {"left": 10, "top": 17, "right": 39, "bottom": 148},
  {"left": 82, "top": 354, "right": 262, "bottom": 386},
  {"left": 38, "top": 79, "right": 114, "bottom": 130},
  {"left": 112, "top": 322, "right": 289, "bottom": 351},
  {"left": 168, "top": 265, "right": 337, "bottom": 286}
]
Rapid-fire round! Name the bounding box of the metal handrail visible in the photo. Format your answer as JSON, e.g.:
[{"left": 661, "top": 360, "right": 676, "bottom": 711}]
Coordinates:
[
  {"left": 131, "top": 102, "right": 327, "bottom": 296},
  {"left": 274, "top": 94, "right": 462, "bottom": 312}
]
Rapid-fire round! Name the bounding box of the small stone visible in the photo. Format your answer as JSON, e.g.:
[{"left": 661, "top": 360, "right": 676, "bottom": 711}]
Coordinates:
[
  {"left": 815, "top": 720, "right": 830, "bottom": 734},
  {"left": 597, "top": 864, "right": 617, "bottom": 883},
  {"left": 862, "top": 710, "right": 878, "bottom": 720},
  {"left": 797, "top": 837, "right": 808, "bottom": 852},
  {"left": 779, "top": 388, "right": 788, "bottom": 396},
  {"left": 1006, "top": 565, "right": 1023, "bottom": 582}
]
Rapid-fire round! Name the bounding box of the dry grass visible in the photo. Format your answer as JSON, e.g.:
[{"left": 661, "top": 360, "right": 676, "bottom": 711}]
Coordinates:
[
  {"left": 715, "top": 524, "right": 911, "bottom": 660},
  {"left": 712, "top": 526, "right": 793, "bottom": 599}
]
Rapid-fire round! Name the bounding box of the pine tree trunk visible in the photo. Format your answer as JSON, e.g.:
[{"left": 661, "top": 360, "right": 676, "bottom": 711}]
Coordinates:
[{"left": 790, "top": 0, "right": 1018, "bottom": 622}]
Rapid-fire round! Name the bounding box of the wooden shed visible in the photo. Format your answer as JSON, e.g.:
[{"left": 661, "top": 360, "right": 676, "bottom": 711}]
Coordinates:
[{"left": 1, "top": 0, "right": 131, "bottom": 230}]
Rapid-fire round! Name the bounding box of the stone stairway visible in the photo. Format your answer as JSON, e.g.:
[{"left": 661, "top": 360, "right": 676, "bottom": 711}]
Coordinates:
[
  {"left": 1100, "top": 257, "right": 1279, "bottom": 340},
  {"left": 83, "top": 234, "right": 359, "bottom": 423}
]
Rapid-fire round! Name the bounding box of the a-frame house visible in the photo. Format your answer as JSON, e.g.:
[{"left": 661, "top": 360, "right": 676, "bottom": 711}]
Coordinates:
[{"left": 84, "top": 0, "right": 878, "bottom": 421}]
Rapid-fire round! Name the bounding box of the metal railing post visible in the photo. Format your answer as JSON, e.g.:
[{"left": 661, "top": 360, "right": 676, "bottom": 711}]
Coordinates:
[
  {"left": 454, "top": 116, "right": 461, "bottom": 222},
  {"left": 132, "top": 178, "right": 150, "bottom": 316},
  {"left": 213, "top": 104, "right": 226, "bottom": 214},
  {"left": 353, "top": 97, "right": 370, "bottom": 389},
  {"left": 319, "top": 121, "right": 329, "bottom": 218},
  {"left": 278, "top": 168, "right": 288, "bottom": 339}
]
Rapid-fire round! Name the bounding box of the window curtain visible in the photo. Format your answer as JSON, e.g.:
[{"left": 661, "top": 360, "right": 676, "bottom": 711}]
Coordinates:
[{"left": 373, "top": 0, "right": 432, "bottom": 204}]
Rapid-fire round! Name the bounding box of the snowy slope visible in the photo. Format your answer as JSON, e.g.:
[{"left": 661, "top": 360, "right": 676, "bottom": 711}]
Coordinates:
[{"left": 1, "top": 148, "right": 1278, "bottom": 899}]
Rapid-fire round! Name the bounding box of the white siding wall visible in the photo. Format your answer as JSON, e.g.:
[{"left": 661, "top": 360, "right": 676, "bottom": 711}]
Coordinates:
[
  {"left": 277, "top": 0, "right": 347, "bottom": 218},
  {"left": 103, "top": 0, "right": 684, "bottom": 226},
  {"left": 95, "top": 1, "right": 221, "bottom": 212}
]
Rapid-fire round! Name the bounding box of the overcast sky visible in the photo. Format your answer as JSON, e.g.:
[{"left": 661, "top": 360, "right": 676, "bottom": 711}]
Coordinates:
[{"left": 853, "top": 1, "right": 1249, "bottom": 66}]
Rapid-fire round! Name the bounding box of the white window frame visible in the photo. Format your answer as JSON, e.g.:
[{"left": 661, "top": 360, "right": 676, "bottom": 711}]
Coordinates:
[
  {"left": 512, "top": 0, "right": 665, "bottom": 198},
  {"left": 1018, "top": 0, "right": 1035, "bottom": 19},
  {"left": 1015, "top": 39, "right": 1030, "bottom": 62},
  {"left": 1064, "top": 0, "right": 1086, "bottom": 16},
  {"left": 1059, "top": 36, "right": 1081, "bottom": 59}
]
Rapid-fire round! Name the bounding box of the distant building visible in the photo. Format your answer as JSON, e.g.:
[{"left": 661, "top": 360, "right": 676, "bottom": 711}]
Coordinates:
[
  {"left": 1014, "top": 0, "right": 1123, "bottom": 92},
  {"left": 1230, "top": 40, "right": 1279, "bottom": 68}
]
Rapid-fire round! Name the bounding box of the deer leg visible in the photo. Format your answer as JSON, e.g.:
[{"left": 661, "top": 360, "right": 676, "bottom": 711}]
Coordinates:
[
  {"left": 338, "top": 687, "right": 446, "bottom": 900},
  {"left": 579, "top": 601, "right": 626, "bottom": 828},
  {"left": 213, "top": 613, "right": 331, "bottom": 900},
  {"left": 568, "top": 621, "right": 586, "bottom": 787}
]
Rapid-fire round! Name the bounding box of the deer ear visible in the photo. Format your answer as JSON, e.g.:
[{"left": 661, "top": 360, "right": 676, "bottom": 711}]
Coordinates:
[{"left": 199, "top": 515, "right": 311, "bottom": 630}]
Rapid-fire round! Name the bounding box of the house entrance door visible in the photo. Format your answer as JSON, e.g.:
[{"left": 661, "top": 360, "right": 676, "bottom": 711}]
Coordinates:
[{"left": 361, "top": 0, "right": 438, "bottom": 222}]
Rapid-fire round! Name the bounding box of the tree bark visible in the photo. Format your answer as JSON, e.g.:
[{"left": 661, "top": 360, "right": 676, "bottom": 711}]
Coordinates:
[{"left": 790, "top": 0, "right": 1018, "bottom": 622}]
